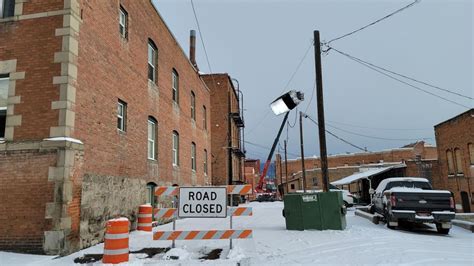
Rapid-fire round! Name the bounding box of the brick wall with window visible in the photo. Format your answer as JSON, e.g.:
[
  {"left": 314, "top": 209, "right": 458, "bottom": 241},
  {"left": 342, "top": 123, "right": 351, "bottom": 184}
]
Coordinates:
[
  {"left": 0, "top": 0, "right": 212, "bottom": 255},
  {"left": 434, "top": 109, "right": 474, "bottom": 212}
]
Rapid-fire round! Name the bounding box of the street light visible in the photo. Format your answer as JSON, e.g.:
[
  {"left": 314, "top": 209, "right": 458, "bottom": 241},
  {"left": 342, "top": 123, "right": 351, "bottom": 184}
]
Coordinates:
[
  {"left": 257, "top": 90, "right": 304, "bottom": 194},
  {"left": 270, "top": 90, "right": 304, "bottom": 115}
]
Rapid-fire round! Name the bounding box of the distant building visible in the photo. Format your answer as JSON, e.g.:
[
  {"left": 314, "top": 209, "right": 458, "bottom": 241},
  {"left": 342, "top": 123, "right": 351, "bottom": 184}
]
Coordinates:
[
  {"left": 434, "top": 109, "right": 473, "bottom": 213},
  {"left": 0, "top": 0, "right": 219, "bottom": 255},
  {"left": 277, "top": 141, "right": 439, "bottom": 202},
  {"left": 244, "top": 159, "right": 261, "bottom": 197},
  {"left": 201, "top": 74, "right": 245, "bottom": 185}
]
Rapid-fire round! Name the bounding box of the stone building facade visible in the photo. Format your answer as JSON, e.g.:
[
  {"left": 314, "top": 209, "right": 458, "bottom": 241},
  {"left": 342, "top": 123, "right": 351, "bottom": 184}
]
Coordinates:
[
  {"left": 201, "top": 74, "right": 245, "bottom": 185},
  {"left": 434, "top": 109, "right": 473, "bottom": 213},
  {"left": 0, "top": 0, "right": 213, "bottom": 255}
]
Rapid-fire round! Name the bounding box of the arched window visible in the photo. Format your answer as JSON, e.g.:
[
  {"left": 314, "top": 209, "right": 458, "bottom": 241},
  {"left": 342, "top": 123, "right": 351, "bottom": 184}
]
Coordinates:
[
  {"left": 202, "top": 105, "right": 207, "bottom": 130},
  {"left": 148, "top": 39, "right": 157, "bottom": 82},
  {"left": 172, "top": 130, "right": 179, "bottom": 166},
  {"left": 468, "top": 143, "right": 474, "bottom": 166},
  {"left": 454, "top": 148, "right": 463, "bottom": 175},
  {"left": 147, "top": 116, "right": 157, "bottom": 160},
  {"left": 446, "top": 149, "right": 455, "bottom": 175},
  {"left": 172, "top": 69, "right": 179, "bottom": 103},
  {"left": 204, "top": 149, "right": 208, "bottom": 175},
  {"left": 191, "top": 142, "right": 196, "bottom": 171},
  {"left": 191, "top": 91, "right": 196, "bottom": 121}
]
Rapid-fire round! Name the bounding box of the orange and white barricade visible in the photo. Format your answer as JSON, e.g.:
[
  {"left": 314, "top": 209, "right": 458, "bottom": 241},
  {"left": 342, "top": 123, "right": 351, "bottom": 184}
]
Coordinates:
[
  {"left": 137, "top": 204, "right": 153, "bottom": 231},
  {"left": 154, "top": 229, "right": 252, "bottom": 241},
  {"left": 102, "top": 218, "right": 129, "bottom": 264}
]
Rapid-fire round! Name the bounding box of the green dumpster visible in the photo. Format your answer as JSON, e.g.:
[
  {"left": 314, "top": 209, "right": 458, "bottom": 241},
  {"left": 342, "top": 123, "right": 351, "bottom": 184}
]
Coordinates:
[{"left": 283, "top": 191, "right": 346, "bottom": 230}]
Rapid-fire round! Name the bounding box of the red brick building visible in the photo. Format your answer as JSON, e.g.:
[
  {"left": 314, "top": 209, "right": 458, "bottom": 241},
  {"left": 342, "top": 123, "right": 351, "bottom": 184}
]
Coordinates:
[
  {"left": 276, "top": 141, "right": 439, "bottom": 201},
  {"left": 201, "top": 74, "right": 245, "bottom": 185},
  {"left": 0, "top": 0, "right": 214, "bottom": 254},
  {"left": 434, "top": 109, "right": 473, "bottom": 213}
]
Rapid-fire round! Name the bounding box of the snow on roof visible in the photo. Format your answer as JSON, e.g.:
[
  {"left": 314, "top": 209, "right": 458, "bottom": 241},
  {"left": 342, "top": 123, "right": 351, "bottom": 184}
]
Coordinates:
[
  {"left": 43, "top": 137, "right": 83, "bottom": 144},
  {"left": 331, "top": 165, "right": 406, "bottom": 186}
]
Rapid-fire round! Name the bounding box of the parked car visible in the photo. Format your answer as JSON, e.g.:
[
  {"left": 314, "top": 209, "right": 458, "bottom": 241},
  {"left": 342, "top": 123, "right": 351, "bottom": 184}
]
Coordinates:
[
  {"left": 370, "top": 177, "right": 455, "bottom": 234},
  {"left": 296, "top": 186, "right": 358, "bottom": 207}
]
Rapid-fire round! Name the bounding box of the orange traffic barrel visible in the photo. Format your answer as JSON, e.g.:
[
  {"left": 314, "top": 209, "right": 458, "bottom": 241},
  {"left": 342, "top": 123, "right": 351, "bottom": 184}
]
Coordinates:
[
  {"left": 137, "top": 204, "right": 153, "bottom": 231},
  {"left": 102, "top": 218, "right": 129, "bottom": 264}
]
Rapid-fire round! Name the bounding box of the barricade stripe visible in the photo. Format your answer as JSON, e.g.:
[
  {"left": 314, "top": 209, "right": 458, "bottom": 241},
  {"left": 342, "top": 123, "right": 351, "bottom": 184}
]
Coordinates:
[
  {"left": 105, "top": 233, "right": 129, "bottom": 240},
  {"left": 155, "top": 186, "right": 179, "bottom": 196},
  {"left": 213, "top": 230, "right": 225, "bottom": 239},
  {"left": 227, "top": 185, "right": 252, "bottom": 195},
  {"left": 185, "top": 231, "right": 199, "bottom": 240},
  {"left": 203, "top": 230, "right": 217, "bottom": 240},
  {"left": 239, "top": 230, "right": 252, "bottom": 239},
  {"left": 234, "top": 208, "right": 245, "bottom": 216},
  {"left": 220, "top": 230, "right": 234, "bottom": 239},
  {"left": 153, "top": 230, "right": 253, "bottom": 240},
  {"left": 103, "top": 248, "right": 129, "bottom": 255},
  {"left": 170, "top": 231, "right": 181, "bottom": 240},
  {"left": 153, "top": 231, "right": 164, "bottom": 240}
]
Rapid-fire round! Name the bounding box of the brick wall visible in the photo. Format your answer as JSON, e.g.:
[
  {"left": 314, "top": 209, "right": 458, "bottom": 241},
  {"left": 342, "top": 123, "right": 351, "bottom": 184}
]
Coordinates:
[
  {"left": 277, "top": 141, "right": 437, "bottom": 181},
  {"left": 0, "top": 146, "right": 56, "bottom": 254},
  {"left": 202, "top": 74, "right": 243, "bottom": 185},
  {"left": 0, "top": 0, "right": 214, "bottom": 255},
  {"left": 434, "top": 109, "right": 474, "bottom": 212},
  {"left": 75, "top": 0, "right": 211, "bottom": 186}
]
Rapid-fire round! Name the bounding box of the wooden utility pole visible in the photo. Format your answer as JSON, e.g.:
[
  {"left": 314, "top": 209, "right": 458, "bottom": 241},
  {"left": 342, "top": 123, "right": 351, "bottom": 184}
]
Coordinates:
[
  {"left": 284, "top": 140, "right": 289, "bottom": 193},
  {"left": 299, "top": 112, "right": 307, "bottom": 192},
  {"left": 314, "top": 30, "right": 329, "bottom": 192}
]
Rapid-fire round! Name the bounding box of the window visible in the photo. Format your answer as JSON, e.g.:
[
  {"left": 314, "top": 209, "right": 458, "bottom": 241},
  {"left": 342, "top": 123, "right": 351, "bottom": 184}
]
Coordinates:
[
  {"left": 148, "top": 40, "right": 157, "bottom": 82},
  {"left": 117, "top": 100, "right": 127, "bottom": 131},
  {"left": 191, "top": 142, "right": 196, "bottom": 171},
  {"left": 0, "top": 75, "right": 8, "bottom": 139},
  {"left": 454, "top": 148, "right": 463, "bottom": 175},
  {"left": 468, "top": 143, "right": 474, "bottom": 166},
  {"left": 191, "top": 91, "right": 196, "bottom": 121},
  {"left": 172, "top": 131, "right": 179, "bottom": 166},
  {"left": 204, "top": 149, "right": 208, "bottom": 175},
  {"left": 446, "top": 150, "right": 454, "bottom": 175},
  {"left": 148, "top": 117, "right": 157, "bottom": 160},
  {"left": 0, "top": 0, "right": 15, "bottom": 18},
  {"left": 202, "top": 105, "right": 207, "bottom": 130},
  {"left": 290, "top": 184, "right": 295, "bottom": 190},
  {"left": 172, "top": 69, "right": 179, "bottom": 104},
  {"left": 119, "top": 6, "right": 128, "bottom": 38}
]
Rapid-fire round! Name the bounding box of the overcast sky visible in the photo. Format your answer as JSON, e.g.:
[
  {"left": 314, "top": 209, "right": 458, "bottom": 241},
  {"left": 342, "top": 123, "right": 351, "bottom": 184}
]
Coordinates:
[{"left": 153, "top": 0, "right": 473, "bottom": 160}]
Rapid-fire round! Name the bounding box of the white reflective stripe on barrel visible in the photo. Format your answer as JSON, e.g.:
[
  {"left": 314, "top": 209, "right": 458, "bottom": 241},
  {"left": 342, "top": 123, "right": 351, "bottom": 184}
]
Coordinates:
[
  {"left": 103, "top": 248, "right": 129, "bottom": 255},
  {"left": 104, "top": 233, "right": 129, "bottom": 240},
  {"left": 138, "top": 214, "right": 152, "bottom": 218},
  {"left": 137, "top": 223, "right": 151, "bottom": 227}
]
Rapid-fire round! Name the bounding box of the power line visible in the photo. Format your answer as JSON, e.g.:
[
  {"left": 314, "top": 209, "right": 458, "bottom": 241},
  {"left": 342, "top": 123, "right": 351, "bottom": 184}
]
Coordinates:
[
  {"left": 247, "top": 39, "right": 314, "bottom": 135},
  {"left": 190, "top": 0, "right": 213, "bottom": 75},
  {"left": 303, "top": 113, "right": 368, "bottom": 152},
  {"left": 325, "top": 119, "right": 431, "bottom": 131},
  {"left": 326, "top": 0, "right": 420, "bottom": 44},
  {"left": 328, "top": 46, "right": 470, "bottom": 109},
  {"left": 327, "top": 46, "right": 473, "bottom": 101},
  {"left": 326, "top": 121, "right": 431, "bottom": 141},
  {"left": 245, "top": 140, "right": 300, "bottom": 158}
]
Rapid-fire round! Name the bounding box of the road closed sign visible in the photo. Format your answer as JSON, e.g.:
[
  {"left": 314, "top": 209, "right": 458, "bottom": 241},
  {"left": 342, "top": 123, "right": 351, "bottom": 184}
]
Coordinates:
[{"left": 178, "top": 187, "right": 227, "bottom": 218}]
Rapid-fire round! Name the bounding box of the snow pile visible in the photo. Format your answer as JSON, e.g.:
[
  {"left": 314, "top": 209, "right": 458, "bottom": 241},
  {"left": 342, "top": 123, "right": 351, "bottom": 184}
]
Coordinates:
[
  {"left": 162, "top": 248, "right": 190, "bottom": 260},
  {"left": 1, "top": 202, "right": 473, "bottom": 265},
  {"left": 43, "top": 137, "right": 83, "bottom": 144}
]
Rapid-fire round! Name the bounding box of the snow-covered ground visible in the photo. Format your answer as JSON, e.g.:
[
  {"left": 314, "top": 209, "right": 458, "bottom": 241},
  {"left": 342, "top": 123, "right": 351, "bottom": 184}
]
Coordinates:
[{"left": 1, "top": 202, "right": 473, "bottom": 265}]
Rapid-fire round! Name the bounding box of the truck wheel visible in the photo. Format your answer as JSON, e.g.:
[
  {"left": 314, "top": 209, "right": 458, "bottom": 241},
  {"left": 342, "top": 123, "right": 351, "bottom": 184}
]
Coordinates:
[{"left": 436, "top": 223, "right": 450, "bottom": 234}]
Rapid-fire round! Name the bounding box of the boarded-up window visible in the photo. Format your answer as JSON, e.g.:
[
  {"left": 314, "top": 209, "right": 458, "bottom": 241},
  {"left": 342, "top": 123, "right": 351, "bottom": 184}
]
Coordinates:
[
  {"left": 454, "top": 148, "right": 463, "bottom": 175},
  {"left": 446, "top": 150, "right": 454, "bottom": 175}
]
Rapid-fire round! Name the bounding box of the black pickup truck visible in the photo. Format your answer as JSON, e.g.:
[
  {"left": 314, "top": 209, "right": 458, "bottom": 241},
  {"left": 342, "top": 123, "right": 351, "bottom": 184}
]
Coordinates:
[{"left": 370, "top": 177, "right": 455, "bottom": 234}]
